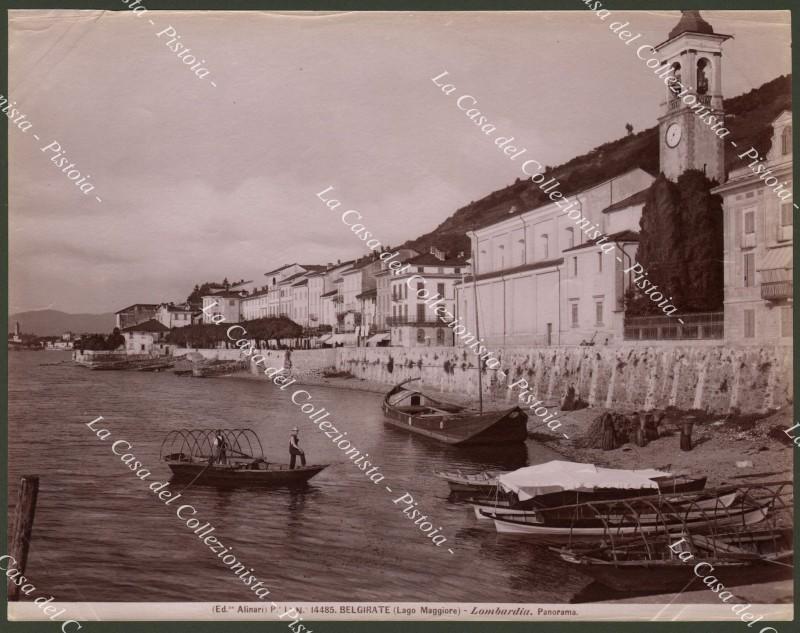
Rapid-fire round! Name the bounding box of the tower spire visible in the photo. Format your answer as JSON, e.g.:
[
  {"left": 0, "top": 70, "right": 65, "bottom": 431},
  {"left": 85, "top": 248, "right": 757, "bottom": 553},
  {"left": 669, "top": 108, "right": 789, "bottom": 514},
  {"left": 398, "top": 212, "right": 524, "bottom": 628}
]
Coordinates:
[{"left": 668, "top": 10, "right": 715, "bottom": 40}]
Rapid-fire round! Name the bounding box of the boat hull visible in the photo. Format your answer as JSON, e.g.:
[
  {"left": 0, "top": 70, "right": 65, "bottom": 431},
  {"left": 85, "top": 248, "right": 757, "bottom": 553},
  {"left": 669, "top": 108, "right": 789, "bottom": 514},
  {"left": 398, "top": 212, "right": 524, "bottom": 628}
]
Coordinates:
[
  {"left": 382, "top": 403, "right": 527, "bottom": 445},
  {"left": 436, "top": 470, "right": 508, "bottom": 492},
  {"left": 469, "top": 477, "right": 711, "bottom": 519},
  {"left": 166, "top": 462, "right": 328, "bottom": 487},
  {"left": 478, "top": 490, "right": 737, "bottom": 521},
  {"left": 560, "top": 551, "right": 794, "bottom": 593},
  {"left": 491, "top": 504, "right": 768, "bottom": 540},
  {"left": 192, "top": 360, "right": 247, "bottom": 377}
]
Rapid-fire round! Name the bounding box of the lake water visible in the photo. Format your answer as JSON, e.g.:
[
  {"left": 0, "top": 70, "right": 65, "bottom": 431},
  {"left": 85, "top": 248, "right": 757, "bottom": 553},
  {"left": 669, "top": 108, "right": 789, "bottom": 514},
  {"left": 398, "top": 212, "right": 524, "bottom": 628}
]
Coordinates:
[{"left": 8, "top": 351, "right": 590, "bottom": 603}]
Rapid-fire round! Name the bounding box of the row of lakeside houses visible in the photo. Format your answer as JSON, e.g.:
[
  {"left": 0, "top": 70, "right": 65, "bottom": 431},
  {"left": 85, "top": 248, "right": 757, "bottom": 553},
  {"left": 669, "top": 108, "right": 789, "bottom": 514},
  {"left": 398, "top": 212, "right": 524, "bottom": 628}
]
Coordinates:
[{"left": 115, "top": 13, "right": 791, "bottom": 354}]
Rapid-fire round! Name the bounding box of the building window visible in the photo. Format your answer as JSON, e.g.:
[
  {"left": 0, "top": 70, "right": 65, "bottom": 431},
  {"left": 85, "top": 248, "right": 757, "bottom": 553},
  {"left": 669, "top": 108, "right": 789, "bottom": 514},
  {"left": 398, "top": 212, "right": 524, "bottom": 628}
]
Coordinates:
[
  {"left": 417, "top": 304, "right": 426, "bottom": 322},
  {"left": 438, "top": 267, "right": 444, "bottom": 274},
  {"left": 782, "top": 125, "right": 792, "bottom": 155},
  {"left": 571, "top": 303, "right": 579, "bottom": 328},
  {"left": 744, "top": 309, "right": 755, "bottom": 338},
  {"left": 743, "top": 252, "right": 755, "bottom": 287},
  {"left": 744, "top": 211, "right": 755, "bottom": 235},
  {"left": 417, "top": 283, "right": 424, "bottom": 295},
  {"left": 572, "top": 256, "right": 578, "bottom": 277},
  {"left": 454, "top": 267, "right": 461, "bottom": 274},
  {"left": 781, "top": 307, "right": 792, "bottom": 338},
  {"left": 595, "top": 301, "right": 603, "bottom": 325},
  {"left": 566, "top": 227, "right": 575, "bottom": 249},
  {"left": 417, "top": 267, "right": 424, "bottom": 273},
  {"left": 437, "top": 283, "right": 445, "bottom": 298},
  {"left": 781, "top": 203, "right": 793, "bottom": 227},
  {"left": 598, "top": 252, "right": 603, "bottom": 273},
  {"left": 541, "top": 234, "right": 549, "bottom": 259},
  {"left": 417, "top": 328, "right": 426, "bottom": 343},
  {"left": 436, "top": 328, "right": 445, "bottom": 345}
]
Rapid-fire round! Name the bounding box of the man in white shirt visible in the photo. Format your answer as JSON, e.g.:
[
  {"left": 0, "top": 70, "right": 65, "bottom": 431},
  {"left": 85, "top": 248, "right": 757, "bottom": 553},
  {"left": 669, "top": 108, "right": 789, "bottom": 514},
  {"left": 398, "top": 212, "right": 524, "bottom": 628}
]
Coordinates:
[{"left": 289, "top": 427, "right": 305, "bottom": 469}]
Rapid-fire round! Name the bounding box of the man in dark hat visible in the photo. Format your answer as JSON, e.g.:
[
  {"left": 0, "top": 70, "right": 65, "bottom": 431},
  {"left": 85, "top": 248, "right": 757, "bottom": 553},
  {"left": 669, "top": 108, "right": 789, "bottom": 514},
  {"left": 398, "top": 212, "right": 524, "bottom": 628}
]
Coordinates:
[
  {"left": 213, "top": 429, "right": 228, "bottom": 465},
  {"left": 289, "top": 427, "right": 305, "bottom": 469}
]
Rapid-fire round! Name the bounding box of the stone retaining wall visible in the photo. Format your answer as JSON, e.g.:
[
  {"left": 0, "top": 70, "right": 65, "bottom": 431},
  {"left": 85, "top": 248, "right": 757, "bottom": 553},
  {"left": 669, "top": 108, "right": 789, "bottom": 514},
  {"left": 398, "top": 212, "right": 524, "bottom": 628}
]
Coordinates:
[{"left": 334, "top": 345, "right": 792, "bottom": 414}]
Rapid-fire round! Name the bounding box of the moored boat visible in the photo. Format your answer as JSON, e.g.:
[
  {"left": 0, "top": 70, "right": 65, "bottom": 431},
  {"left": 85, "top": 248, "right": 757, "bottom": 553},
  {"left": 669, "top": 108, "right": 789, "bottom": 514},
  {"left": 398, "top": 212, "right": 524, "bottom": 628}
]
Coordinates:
[
  {"left": 191, "top": 359, "right": 248, "bottom": 378},
  {"left": 382, "top": 380, "right": 528, "bottom": 445},
  {"left": 463, "top": 461, "right": 707, "bottom": 519},
  {"left": 489, "top": 487, "right": 771, "bottom": 540},
  {"left": 160, "top": 428, "right": 329, "bottom": 487},
  {"left": 435, "top": 469, "right": 509, "bottom": 493},
  {"left": 554, "top": 527, "right": 794, "bottom": 593}
]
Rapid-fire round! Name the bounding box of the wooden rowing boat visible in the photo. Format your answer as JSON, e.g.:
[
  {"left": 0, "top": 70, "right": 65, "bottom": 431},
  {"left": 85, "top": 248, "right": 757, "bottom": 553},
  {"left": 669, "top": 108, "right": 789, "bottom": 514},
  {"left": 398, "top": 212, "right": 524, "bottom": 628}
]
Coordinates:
[
  {"left": 435, "top": 469, "right": 509, "bottom": 492},
  {"left": 382, "top": 380, "right": 528, "bottom": 445},
  {"left": 488, "top": 485, "right": 772, "bottom": 540},
  {"left": 555, "top": 527, "right": 794, "bottom": 593},
  {"left": 165, "top": 459, "right": 328, "bottom": 486},
  {"left": 161, "top": 428, "right": 329, "bottom": 487},
  {"left": 468, "top": 473, "right": 708, "bottom": 519},
  {"left": 478, "top": 490, "right": 738, "bottom": 522},
  {"left": 191, "top": 359, "right": 248, "bottom": 378},
  {"left": 491, "top": 503, "right": 767, "bottom": 539}
]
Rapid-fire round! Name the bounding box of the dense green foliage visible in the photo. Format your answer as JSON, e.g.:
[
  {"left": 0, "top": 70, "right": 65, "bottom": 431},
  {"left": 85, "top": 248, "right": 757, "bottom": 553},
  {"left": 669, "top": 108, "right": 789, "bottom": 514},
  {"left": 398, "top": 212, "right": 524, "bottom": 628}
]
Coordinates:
[
  {"left": 75, "top": 327, "right": 126, "bottom": 351},
  {"left": 629, "top": 170, "right": 724, "bottom": 315},
  {"left": 165, "top": 316, "right": 302, "bottom": 347}
]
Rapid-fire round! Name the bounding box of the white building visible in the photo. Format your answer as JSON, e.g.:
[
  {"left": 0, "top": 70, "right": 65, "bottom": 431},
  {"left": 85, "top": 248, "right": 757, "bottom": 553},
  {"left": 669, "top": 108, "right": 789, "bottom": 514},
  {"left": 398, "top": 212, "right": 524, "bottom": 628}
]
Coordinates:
[
  {"left": 121, "top": 319, "right": 170, "bottom": 355},
  {"left": 712, "top": 110, "right": 793, "bottom": 345},
  {"left": 457, "top": 168, "right": 651, "bottom": 347},
  {"left": 389, "top": 252, "right": 467, "bottom": 347},
  {"left": 240, "top": 287, "right": 270, "bottom": 321},
  {"left": 155, "top": 303, "right": 194, "bottom": 329},
  {"left": 201, "top": 291, "right": 245, "bottom": 323}
]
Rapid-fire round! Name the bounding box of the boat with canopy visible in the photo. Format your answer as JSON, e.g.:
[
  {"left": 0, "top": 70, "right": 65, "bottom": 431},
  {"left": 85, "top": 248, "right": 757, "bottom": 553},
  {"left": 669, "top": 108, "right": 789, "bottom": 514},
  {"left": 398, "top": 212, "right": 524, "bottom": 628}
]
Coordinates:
[
  {"left": 464, "top": 460, "right": 707, "bottom": 518},
  {"left": 160, "top": 428, "right": 328, "bottom": 487}
]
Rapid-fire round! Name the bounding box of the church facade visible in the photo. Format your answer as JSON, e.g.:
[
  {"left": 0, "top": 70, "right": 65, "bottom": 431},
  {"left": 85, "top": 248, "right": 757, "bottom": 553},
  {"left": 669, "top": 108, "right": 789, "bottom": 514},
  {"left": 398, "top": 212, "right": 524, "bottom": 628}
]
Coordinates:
[{"left": 455, "top": 10, "right": 740, "bottom": 348}]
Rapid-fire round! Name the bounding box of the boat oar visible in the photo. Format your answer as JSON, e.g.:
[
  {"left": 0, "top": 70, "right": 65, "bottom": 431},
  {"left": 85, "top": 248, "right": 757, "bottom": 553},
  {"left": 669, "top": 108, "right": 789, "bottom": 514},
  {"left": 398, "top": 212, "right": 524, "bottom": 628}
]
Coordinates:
[{"left": 176, "top": 460, "right": 215, "bottom": 494}]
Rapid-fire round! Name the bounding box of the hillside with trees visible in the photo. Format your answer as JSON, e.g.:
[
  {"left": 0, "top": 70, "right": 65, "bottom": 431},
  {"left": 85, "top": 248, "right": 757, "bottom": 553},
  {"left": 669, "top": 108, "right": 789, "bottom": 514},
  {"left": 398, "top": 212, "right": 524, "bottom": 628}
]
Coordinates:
[{"left": 401, "top": 74, "right": 791, "bottom": 258}]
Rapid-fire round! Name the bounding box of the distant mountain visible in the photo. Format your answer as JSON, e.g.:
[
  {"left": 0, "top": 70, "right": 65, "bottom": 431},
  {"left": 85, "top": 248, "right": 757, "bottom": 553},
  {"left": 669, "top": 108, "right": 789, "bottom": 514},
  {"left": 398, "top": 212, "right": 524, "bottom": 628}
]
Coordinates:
[{"left": 8, "top": 310, "right": 116, "bottom": 336}]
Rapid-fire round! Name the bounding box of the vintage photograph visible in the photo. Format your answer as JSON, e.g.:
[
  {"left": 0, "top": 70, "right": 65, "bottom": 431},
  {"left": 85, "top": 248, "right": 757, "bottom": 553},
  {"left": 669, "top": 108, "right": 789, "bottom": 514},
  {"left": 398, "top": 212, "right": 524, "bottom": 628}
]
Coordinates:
[{"left": 6, "top": 6, "right": 794, "bottom": 627}]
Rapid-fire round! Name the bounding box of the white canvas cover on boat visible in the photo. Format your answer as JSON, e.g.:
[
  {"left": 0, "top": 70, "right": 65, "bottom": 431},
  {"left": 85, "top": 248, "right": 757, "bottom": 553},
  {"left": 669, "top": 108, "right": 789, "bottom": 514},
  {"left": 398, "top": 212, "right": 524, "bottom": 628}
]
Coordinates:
[{"left": 496, "top": 460, "right": 671, "bottom": 500}]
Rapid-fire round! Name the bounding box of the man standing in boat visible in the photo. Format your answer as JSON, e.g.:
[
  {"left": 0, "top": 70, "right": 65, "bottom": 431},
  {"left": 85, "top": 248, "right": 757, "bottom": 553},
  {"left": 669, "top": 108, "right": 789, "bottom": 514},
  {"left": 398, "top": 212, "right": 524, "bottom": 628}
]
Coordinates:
[
  {"left": 289, "top": 427, "right": 305, "bottom": 469},
  {"left": 213, "top": 429, "right": 228, "bottom": 465}
]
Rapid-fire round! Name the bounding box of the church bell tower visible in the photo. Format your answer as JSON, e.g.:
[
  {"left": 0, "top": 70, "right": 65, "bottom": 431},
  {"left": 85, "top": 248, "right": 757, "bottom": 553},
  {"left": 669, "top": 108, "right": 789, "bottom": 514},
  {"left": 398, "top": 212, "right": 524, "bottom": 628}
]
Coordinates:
[{"left": 656, "top": 11, "right": 731, "bottom": 183}]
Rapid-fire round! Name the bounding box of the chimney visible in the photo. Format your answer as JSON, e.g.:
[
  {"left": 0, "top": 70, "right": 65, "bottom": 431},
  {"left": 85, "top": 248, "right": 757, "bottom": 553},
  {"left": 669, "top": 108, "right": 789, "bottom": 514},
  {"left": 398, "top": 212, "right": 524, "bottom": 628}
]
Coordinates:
[{"left": 429, "top": 246, "right": 446, "bottom": 261}]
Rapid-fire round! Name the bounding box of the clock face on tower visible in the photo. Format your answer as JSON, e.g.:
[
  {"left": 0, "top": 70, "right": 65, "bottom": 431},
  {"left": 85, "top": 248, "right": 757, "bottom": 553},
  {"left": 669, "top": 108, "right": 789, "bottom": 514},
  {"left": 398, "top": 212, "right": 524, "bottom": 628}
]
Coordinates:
[{"left": 665, "top": 122, "right": 683, "bottom": 148}]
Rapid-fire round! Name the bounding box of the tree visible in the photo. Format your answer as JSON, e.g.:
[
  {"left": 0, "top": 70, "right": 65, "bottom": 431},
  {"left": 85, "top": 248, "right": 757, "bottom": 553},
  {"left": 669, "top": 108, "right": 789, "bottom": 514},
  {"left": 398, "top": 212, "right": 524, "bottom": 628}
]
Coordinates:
[
  {"left": 106, "top": 327, "right": 125, "bottom": 350},
  {"left": 165, "top": 316, "right": 302, "bottom": 348},
  {"left": 630, "top": 170, "right": 724, "bottom": 315},
  {"left": 187, "top": 281, "right": 224, "bottom": 306},
  {"left": 625, "top": 123, "right": 634, "bottom": 136}
]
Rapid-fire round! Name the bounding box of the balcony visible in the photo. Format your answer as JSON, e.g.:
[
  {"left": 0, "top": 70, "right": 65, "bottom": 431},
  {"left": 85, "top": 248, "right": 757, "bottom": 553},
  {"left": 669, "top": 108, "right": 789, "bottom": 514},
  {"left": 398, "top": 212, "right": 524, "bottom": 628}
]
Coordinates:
[
  {"left": 667, "top": 93, "right": 712, "bottom": 112},
  {"left": 761, "top": 280, "right": 793, "bottom": 301},
  {"left": 387, "top": 316, "right": 448, "bottom": 327}
]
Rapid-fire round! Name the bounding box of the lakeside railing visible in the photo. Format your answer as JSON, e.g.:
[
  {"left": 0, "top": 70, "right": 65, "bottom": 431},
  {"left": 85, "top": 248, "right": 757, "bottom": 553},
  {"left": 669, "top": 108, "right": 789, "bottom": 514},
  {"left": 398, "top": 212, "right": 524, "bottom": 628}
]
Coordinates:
[{"left": 624, "top": 311, "right": 724, "bottom": 341}]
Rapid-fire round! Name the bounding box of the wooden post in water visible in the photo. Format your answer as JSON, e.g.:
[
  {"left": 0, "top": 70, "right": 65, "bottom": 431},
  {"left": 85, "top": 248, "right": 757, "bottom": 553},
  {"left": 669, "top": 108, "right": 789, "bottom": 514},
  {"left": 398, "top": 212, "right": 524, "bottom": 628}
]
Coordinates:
[{"left": 8, "top": 475, "right": 39, "bottom": 601}]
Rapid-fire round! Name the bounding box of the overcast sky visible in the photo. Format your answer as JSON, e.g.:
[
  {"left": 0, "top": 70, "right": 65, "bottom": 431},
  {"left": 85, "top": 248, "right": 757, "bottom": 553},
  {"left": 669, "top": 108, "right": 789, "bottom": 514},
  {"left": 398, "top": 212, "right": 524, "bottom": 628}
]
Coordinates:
[{"left": 9, "top": 9, "right": 791, "bottom": 314}]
